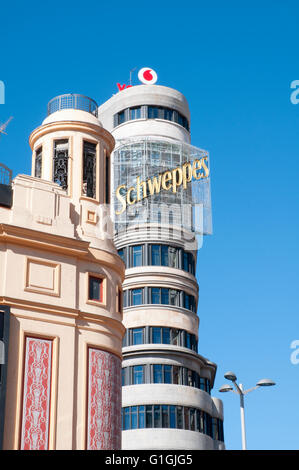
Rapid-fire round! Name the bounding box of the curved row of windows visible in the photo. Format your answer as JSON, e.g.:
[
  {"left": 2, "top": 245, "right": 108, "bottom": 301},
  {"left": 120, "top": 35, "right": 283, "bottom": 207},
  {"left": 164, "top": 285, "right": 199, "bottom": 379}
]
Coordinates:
[
  {"left": 123, "top": 287, "right": 196, "bottom": 313},
  {"left": 114, "top": 105, "right": 190, "bottom": 132},
  {"left": 123, "top": 326, "right": 198, "bottom": 351},
  {"left": 122, "top": 364, "right": 211, "bottom": 394},
  {"left": 121, "top": 405, "right": 224, "bottom": 442},
  {"left": 118, "top": 244, "right": 195, "bottom": 275}
]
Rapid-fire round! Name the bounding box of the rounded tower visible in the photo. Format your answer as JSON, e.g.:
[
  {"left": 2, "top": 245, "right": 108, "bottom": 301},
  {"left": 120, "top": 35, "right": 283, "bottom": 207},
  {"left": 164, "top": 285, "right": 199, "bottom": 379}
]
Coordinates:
[{"left": 98, "top": 84, "right": 225, "bottom": 450}]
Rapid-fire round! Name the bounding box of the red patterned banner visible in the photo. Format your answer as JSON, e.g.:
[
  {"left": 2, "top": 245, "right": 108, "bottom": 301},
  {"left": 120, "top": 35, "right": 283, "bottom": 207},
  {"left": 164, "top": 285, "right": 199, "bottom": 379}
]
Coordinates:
[
  {"left": 87, "top": 348, "right": 121, "bottom": 450},
  {"left": 20, "top": 337, "right": 52, "bottom": 450}
]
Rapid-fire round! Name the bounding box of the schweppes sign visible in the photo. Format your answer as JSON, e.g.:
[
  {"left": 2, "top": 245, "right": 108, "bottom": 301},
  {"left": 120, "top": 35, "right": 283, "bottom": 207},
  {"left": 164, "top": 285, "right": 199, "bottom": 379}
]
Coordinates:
[{"left": 115, "top": 156, "right": 209, "bottom": 215}]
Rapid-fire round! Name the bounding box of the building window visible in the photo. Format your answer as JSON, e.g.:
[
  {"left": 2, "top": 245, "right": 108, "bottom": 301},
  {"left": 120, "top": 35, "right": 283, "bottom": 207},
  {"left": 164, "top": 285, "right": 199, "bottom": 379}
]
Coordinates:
[
  {"left": 153, "top": 365, "right": 163, "bottom": 383},
  {"left": 53, "top": 140, "right": 69, "bottom": 190},
  {"left": 133, "top": 365, "right": 144, "bottom": 384},
  {"left": 83, "top": 141, "right": 97, "bottom": 199},
  {"left": 151, "top": 245, "right": 160, "bottom": 265},
  {"left": 124, "top": 407, "right": 130, "bottom": 430},
  {"left": 118, "top": 248, "right": 125, "bottom": 262},
  {"left": 139, "top": 406, "right": 145, "bottom": 429},
  {"left": 129, "top": 107, "right": 141, "bottom": 120},
  {"left": 132, "top": 245, "right": 142, "bottom": 267},
  {"left": 88, "top": 275, "right": 103, "bottom": 302},
  {"left": 118, "top": 110, "right": 125, "bottom": 125},
  {"left": 131, "top": 406, "right": 138, "bottom": 429},
  {"left": 35, "top": 146, "right": 42, "bottom": 179},
  {"left": 132, "top": 288, "right": 143, "bottom": 306},
  {"left": 132, "top": 328, "right": 144, "bottom": 345}
]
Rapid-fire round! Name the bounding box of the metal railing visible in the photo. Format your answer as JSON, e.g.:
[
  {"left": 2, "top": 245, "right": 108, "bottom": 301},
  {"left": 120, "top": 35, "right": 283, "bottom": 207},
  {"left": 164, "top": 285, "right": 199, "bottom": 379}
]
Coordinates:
[
  {"left": 0, "top": 163, "right": 12, "bottom": 186},
  {"left": 47, "top": 94, "right": 98, "bottom": 117}
]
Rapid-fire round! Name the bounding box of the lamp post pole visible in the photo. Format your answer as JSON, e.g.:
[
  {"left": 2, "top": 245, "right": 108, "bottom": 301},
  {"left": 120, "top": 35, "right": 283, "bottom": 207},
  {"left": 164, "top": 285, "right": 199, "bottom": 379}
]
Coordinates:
[
  {"left": 219, "top": 372, "right": 276, "bottom": 450},
  {"left": 239, "top": 384, "right": 247, "bottom": 450}
]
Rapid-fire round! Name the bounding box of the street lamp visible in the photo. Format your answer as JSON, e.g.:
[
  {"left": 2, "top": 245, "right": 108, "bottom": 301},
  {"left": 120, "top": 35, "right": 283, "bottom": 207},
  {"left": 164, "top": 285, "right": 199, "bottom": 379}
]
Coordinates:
[{"left": 219, "top": 371, "right": 276, "bottom": 450}]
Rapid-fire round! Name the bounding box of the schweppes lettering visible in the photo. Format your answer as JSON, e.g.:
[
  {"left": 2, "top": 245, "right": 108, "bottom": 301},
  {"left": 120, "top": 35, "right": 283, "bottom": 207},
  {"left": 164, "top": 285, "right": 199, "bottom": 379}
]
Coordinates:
[{"left": 115, "top": 157, "right": 209, "bottom": 215}]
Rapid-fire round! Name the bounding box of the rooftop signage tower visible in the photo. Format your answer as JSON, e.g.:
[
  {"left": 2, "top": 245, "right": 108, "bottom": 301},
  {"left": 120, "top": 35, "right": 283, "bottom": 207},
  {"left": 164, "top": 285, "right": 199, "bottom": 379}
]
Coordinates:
[{"left": 98, "top": 76, "right": 225, "bottom": 450}]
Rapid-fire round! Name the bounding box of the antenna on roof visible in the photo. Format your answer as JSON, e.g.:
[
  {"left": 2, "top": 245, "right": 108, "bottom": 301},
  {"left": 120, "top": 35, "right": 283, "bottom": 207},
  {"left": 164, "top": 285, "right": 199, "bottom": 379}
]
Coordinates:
[
  {"left": 129, "top": 67, "right": 137, "bottom": 86},
  {"left": 0, "top": 117, "right": 13, "bottom": 137}
]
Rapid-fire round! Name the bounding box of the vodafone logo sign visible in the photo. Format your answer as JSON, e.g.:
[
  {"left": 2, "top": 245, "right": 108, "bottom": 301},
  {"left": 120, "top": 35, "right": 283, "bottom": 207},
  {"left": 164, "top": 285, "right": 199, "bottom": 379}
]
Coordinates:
[{"left": 138, "top": 68, "right": 158, "bottom": 85}]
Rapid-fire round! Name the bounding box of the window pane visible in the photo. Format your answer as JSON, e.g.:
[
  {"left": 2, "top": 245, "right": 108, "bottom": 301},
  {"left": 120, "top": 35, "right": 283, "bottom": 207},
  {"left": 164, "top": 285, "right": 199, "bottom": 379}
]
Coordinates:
[
  {"left": 162, "top": 328, "right": 170, "bottom": 344},
  {"left": 164, "top": 365, "right": 172, "bottom": 384},
  {"left": 170, "top": 406, "right": 176, "bottom": 428},
  {"left": 148, "top": 106, "right": 159, "bottom": 119},
  {"left": 195, "top": 410, "right": 200, "bottom": 432},
  {"left": 186, "top": 333, "right": 191, "bottom": 349},
  {"left": 146, "top": 405, "right": 152, "bottom": 428},
  {"left": 171, "top": 329, "right": 179, "bottom": 346},
  {"left": 161, "top": 245, "right": 168, "bottom": 266},
  {"left": 35, "top": 147, "right": 42, "bottom": 178},
  {"left": 184, "top": 293, "right": 190, "bottom": 310},
  {"left": 132, "top": 288, "right": 142, "bottom": 306},
  {"left": 184, "top": 407, "right": 189, "bottom": 430},
  {"left": 152, "top": 327, "right": 161, "bottom": 344},
  {"left": 173, "top": 366, "right": 179, "bottom": 384},
  {"left": 132, "top": 245, "right": 142, "bottom": 267},
  {"left": 131, "top": 406, "right": 138, "bottom": 429},
  {"left": 199, "top": 377, "right": 205, "bottom": 391},
  {"left": 118, "top": 110, "right": 125, "bottom": 124},
  {"left": 190, "top": 409, "right": 195, "bottom": 431},
  {"left": 183, "top": 252, "right": 189, "bottom": 271},
  {"left": 151, "top": 288, "right": 161, "bottom": 304},
  {"left": 154, "top": 405, "right": 161, "bottom": 428},
  {"left": 122, "top": 368, "right": 125, "bottom": 386},
  {"left": 162, "top": 405, "right": 169, "bottom": 428},
  {"left": 124, "top": 407, "right": 130, "bottom": 430},
  {"left": 161, "top": 288, "right": 169, "bottom": 305},
  {"left": 169, "top": 247, "right": 177, "bottom": 268},
  {"left": 169, "top": 290, "right": 179, "bottom": 306},
  {"left": 89, "top": 276, "right": 102, "bottom": 302},
  {"left": 83, "top": 141, "right": 96, "bottom": 199},
  {"left": 133, "top": 328, "right": 144, "bottom": 345},
  {"left": 151, "top": 245, "right": 160, "bottom": 265},
  {"left": 153, "top": 364, "right": 163, "bottom": 383},
  {"left": 177, "top": 407, "right": 183, "bottom": 429},
  {"left": 139, "top": 406, "right": 145, "bottom": 429},
  {"left": 164, "top": 108, "right": 173, "bottom": 121},
  {"left": 118, "top": 248, "right": 125, "bottom": 262},
  {"left": 130, "top": 107, "right": 141, "bottom": 120},
  {"left": 133, "top": 365, "right": 144, "bottom": 384},
  {"left": 54, "top": 140, "right": 69, "bottom": 190}
]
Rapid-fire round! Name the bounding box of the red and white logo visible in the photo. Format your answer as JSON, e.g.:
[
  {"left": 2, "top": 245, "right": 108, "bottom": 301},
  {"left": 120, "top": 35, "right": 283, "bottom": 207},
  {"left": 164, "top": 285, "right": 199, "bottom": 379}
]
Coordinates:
[{"left": 138, "top": 68, "right": 158, "bottom": 85}]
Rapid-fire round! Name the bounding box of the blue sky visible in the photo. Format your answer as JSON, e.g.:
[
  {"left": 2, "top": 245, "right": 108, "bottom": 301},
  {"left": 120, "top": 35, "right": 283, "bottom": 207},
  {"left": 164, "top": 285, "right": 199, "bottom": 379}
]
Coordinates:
[{"left": 1, "top": 0, "right": 299, "bottom": 450}]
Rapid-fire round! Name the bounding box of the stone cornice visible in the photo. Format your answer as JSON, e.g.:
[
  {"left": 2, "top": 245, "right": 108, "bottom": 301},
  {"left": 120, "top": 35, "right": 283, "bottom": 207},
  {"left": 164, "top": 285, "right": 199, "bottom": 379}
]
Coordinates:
[
  {"left": 0, "top": 224, "right": 125, "bottom": 280},
  {"left": 0, "top": 296, "right": 125, "bottom": 337},
  {"left": 29, "top": 120, "right": 115, "bottom": 152}
]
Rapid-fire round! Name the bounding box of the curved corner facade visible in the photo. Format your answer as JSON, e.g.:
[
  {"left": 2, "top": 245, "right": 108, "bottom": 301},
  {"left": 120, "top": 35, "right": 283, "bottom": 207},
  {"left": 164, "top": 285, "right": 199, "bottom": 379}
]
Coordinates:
[
  {"left": 98, "top": 85, "right": 225, "bottom": 450},
  {"left": 0, "top": 97, "right": 125, "bottom": 450}
]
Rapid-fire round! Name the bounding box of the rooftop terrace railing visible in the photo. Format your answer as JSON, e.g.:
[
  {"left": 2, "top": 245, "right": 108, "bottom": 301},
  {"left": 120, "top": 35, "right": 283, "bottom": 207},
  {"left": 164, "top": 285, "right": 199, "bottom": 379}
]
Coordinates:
[{"left": 47, "top": 94, "right": 98, "bottom": 117}]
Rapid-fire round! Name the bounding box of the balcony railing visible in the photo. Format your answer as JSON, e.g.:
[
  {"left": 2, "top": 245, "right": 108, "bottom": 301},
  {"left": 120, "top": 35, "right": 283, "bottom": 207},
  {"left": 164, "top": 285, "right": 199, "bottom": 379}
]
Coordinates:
[{"left": 47, "top": 94, "right": 98, "bottom": 117}]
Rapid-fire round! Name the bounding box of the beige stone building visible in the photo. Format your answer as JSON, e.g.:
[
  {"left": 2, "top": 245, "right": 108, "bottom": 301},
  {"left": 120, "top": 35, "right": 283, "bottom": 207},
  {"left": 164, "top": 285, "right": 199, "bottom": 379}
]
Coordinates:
[{"left": 0, "top": 95, "right": 125, "bottom": 450}]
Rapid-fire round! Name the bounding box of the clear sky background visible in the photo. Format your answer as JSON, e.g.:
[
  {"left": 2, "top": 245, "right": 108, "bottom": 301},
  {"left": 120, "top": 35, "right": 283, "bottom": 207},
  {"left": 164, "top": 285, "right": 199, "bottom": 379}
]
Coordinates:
[{"left": 1, "top": 0, "right": 298, "bottom": 450}]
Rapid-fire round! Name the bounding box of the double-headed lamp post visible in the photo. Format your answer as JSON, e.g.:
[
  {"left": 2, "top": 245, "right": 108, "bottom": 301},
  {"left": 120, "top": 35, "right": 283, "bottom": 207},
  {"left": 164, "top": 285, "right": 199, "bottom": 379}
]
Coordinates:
[{"left": 219, "top": 372, "right": 275, "bottom": 450}]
